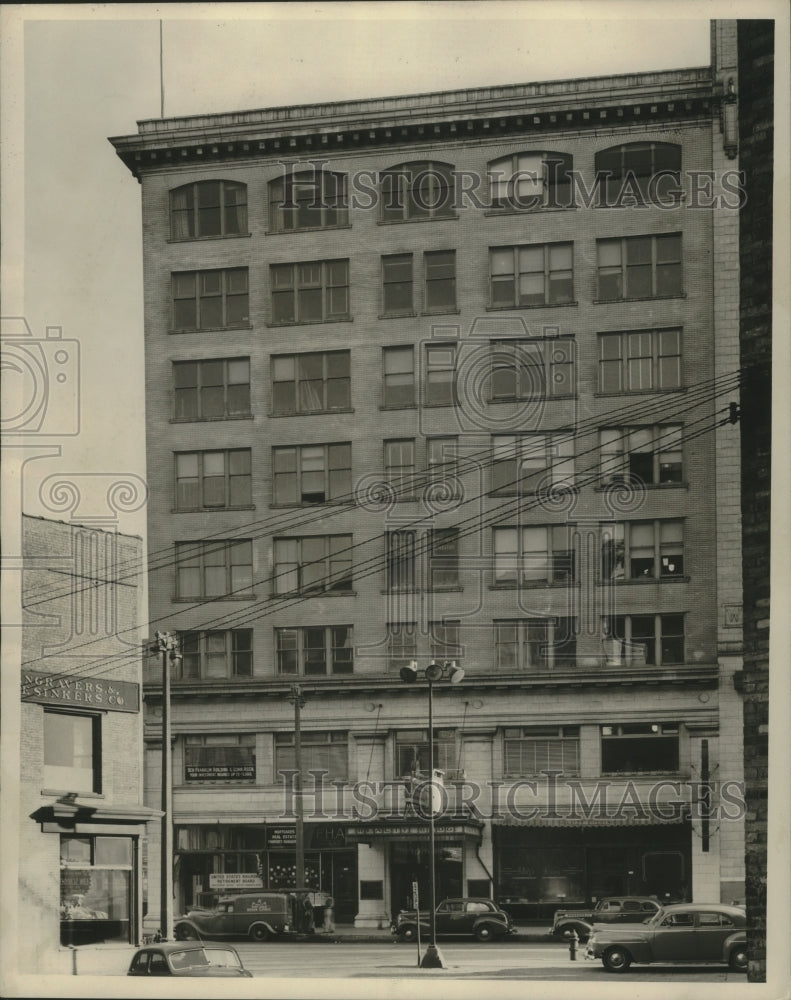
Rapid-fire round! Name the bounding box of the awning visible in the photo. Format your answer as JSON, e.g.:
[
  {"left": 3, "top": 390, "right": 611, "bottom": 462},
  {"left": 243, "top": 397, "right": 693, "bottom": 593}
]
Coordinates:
[
  {"left": 346, "top": 818, "right": 483, "bottom": 844},
  {"left": 493, "top": 810, "right": 690, "bottom": 827},
  {"left": 31, "top": 793, "right": 161, "bottom": 833}
]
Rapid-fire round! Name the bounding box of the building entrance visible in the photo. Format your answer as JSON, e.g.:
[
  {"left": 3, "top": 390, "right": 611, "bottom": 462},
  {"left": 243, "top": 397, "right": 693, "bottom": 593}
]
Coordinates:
[{"left": 389, "top": 842, "right": 463, "bottom": 919}]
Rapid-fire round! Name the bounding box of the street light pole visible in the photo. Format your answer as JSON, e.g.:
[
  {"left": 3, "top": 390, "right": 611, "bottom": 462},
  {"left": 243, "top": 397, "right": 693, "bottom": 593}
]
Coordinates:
[
  {"left": 154, "top": 631, "right": 181, "bottom": 941},
  {"left": 290, "top": 684, "right": 306, "bottom": 892}
]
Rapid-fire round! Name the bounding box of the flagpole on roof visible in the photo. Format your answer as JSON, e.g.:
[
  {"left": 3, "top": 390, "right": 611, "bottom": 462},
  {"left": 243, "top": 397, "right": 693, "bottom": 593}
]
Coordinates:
[{"left": 159, "top": 20, "right": 165, "bottom": 118}]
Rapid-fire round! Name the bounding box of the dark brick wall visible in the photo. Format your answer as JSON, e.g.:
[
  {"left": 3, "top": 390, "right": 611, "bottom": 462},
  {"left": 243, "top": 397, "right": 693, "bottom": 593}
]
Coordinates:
[{"left": 737, "top": 17, "right": 773, "bottom": 983}]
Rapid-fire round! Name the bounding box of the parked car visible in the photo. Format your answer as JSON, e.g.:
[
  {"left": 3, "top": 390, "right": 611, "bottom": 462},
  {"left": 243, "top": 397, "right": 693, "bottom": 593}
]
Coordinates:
[
  {"left": 127, "top": 942, "right": 252, "bottom": 977},
  {"left": 585, "top": 903, "right": 747, "bottom": 972},
  {"left": 552, "top": 896, "right": 662, "bottom": 942},
  {"left": 174, "top": 890, "right": 298, "bottom": 942},
  {"left": 393, "top": 897, "right": 517, "bottom": 942}
]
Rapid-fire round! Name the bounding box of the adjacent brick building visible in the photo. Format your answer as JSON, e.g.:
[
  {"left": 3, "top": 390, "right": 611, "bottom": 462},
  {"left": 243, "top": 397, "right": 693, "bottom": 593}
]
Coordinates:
[{"left": 111, "top": 22, "right": 746, "bottom": 930}]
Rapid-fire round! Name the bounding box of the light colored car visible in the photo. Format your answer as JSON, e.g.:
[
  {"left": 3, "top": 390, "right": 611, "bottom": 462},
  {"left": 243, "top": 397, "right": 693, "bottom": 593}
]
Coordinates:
[
  {"left": 552, "top": 896, "right": 662, "bottom": 942},
  {"left": 585, "top": 903, "right": 747, "bottom": 972},
  {"left": 127, "top": 941, "right": 252, "bottom": 977}
]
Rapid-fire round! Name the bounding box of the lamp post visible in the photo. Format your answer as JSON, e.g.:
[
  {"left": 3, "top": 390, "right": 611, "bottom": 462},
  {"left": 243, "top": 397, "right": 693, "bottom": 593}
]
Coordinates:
[
  {"left": 154, "top": 631, "right": 181, "bottom": 941},
  {"left": 400, "top": 658, "right": 465, "bottom": 969}
]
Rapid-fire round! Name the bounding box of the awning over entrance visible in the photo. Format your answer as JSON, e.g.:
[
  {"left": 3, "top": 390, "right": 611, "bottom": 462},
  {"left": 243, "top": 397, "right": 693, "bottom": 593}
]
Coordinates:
[
  {"left": 346, "top": 817, "right": 483, "bottom": 845},
  {"left": 493, "top": 811, "right": 690, "bottom": 828}
]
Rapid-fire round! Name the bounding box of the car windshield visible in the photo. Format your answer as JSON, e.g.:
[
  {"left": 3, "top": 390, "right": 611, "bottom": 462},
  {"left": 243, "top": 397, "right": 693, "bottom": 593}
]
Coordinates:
[
  {"left": 646, "top": 908, "right": 668, "bottom": 926},
  {"left": 169, "top": 949, "right": 210, "bottom": 970},
  {"left": 205, "top": 949, "right": 242, "bottom": 969}
]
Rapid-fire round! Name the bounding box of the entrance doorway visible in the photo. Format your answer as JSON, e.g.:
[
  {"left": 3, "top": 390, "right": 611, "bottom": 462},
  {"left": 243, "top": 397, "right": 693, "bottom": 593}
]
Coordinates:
[{"left": 389, "top": 843, "right": 462, "bottom": 920}]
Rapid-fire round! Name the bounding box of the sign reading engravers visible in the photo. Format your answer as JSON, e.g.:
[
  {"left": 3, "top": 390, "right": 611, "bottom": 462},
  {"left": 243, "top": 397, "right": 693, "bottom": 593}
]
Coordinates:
[{"left": 21, "top": 670, "right": 139, "bottom": 713}]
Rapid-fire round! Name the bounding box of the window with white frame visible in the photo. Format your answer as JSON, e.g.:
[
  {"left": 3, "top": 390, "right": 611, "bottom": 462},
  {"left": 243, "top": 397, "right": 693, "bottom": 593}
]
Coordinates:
[
  {"left": 175, "top": 540, "right": 253, "bottom": 599},
  {"left": 424, "top": 343, "right": 457, "bottom": 405},
  {"left": 386, "top": 529, "right": 416, "bottom": 591},
  {"left": 268, "top": 170, "right": 348, "bottom": 232},
  {"left": 602, "top": 614, "right": 685, "bottom": 666},
  {"left": 271, "top": 350, "right": 351, "bottom": 414},
  {"left": 494, "top": 618, "right": 577, "bottom": 670},
  {"left": 503, "top": 725, "right": 580, "bottom": 777},
  {"left": 173, "top": 358, "right": 251, "bottom": 422},
  {"left": 383, "top": 346, "right": 415, "bottom": 407},
  {"left": 424, "top": 251, "right": 457, "bottom": 312},
  {"left": 598, "top": 329, "right": 681, "bottom": 393},
  {"left": 172, "top": 268, "right": 249, "bottom": 331},
  {"left": 597, "top": 234, "right": 682, "bottom": 300},
  {"left": 270, "top": 259, "right": 350, "bottom": 324},
  {"left": 600, "top": 723, "right": 680, "bottom": 774},
  {"left": 275, "top": 731, "right": 347, "bottom": 782},
  {"left": 396, "top": 729, "right": 459, "bottom": 778},
  {"left": 387, "top": 622, "right": 417, "bottom": 670},
  {"left": 429, "top": 620, "right": 462, "bottom": 662},
  {"left": 595, "top": 142, "right": 682, "bottom": 202},
  {"left": 184, "top": 734, "right": 256, "bottom": 781},
  {"left": 275, "top": 625, "right": 353, "bottom": 676},
  {"left": 178, "top": 629, "right": 253, "bottom": 679},
  {"left": 44, "top": 710, "right": 101, "bottom": 793},
  {"left": 488, "top": 151, "right": 574, "bottom": 209},
  {"left": 429, "top": 528, "right": 459, "bottom": 588},
  {"left": 491, "top": 433, "right": 575, "bottom": 493},
  {"left": 175, "top": 449, "right": 252, "bottom": 510},
  {"left": 426, "top": 436, "right": 459, "bottom": 483},
  {"left": 382, "top": 254, "right": 414, "bottom": 314},
  {"left": 600, "top": 521, "right": 684, "bottom": 581},
  {"left": 493, "top": 525, "right": 575, "bottom": 586},
  {"left": 272, "top": 443, "right": 352, "bottom": 504},
  {"left": 490, "top": 338, "right": 575, "bottom": 399},
  {"left": 381, "top": 161, "right": 455, "bottom": 221},
  {"left": 599, "top": 425, "right": 683, "bottom": 485},
  {"left": 273, "top": 535, "right": 353, "bottom": 594},
  {"left": 490, "top": 243, "right": 573, "bottom": 307},
  {"left": 170, "top": 180, "right": 248, "bottom": 239}
]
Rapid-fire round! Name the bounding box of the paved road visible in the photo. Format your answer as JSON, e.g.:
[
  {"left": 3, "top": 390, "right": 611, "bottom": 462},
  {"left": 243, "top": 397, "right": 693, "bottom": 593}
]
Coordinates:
[{"left": 232, "top": 941, "right": 745, "bottom": 982}]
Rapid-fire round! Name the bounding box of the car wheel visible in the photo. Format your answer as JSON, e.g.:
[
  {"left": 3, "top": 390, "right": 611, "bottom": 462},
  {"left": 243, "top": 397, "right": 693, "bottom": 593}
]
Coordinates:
[
  {"left": 174, "top": 923, "right": 199, "bottom": 941},
  {"left": 728, "top": 946, "right": 748, "bottom": 972},
  {"left": 249, "top": 923, "right": 271, "bottom": 943},
  {"left": 475, "top": 924, "right": 495, "bottom": 942},
  {"left": 398, "top": 925, "right": 417, "bottom": 943},
  {"left": 602, "top": 946, "right": 632, "bottom": 972}
]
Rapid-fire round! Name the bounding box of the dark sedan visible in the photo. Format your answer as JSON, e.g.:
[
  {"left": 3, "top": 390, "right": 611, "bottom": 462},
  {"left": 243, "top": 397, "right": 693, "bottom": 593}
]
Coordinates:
[
  {"left": 128, "top": 941, "right": 253, "bottom": 977},
  {"left": 393, "top": 897, "right": 517, "bottom": 942}
]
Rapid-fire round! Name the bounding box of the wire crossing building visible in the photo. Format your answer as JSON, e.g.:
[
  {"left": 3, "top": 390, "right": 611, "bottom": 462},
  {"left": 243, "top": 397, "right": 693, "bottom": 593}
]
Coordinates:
[{"left": 111, "top": 21, "right": 745, "bottom": 930}]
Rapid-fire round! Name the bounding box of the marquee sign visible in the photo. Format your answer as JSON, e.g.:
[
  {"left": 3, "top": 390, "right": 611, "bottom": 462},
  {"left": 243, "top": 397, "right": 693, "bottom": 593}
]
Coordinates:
[{"left": 21, "top": 670, "right": 139, "bottom": 713}]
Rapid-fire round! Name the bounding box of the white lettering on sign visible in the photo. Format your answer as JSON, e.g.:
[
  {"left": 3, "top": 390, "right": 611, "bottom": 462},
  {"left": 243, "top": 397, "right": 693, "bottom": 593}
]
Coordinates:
[{"left": 209, "top": 873, "right": 263, "bottom": 889}]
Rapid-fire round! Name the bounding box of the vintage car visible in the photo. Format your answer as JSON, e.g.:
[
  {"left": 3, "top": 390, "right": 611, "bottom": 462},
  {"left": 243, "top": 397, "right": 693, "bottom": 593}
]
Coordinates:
[
  {"left": 585, "top": 902, "right": 748, "bottom": 972},
  {"left": 552, "top": 896, "right": 662, "bottom": 941},
  {"left": 128, "top": 942, "right": 252, "bottom": 977},
  {"left": 174, "top": 890, "right": 298, "bottom": 942},
  {"left": 392, "top": 897, "right": 517, "bottom": 942}
]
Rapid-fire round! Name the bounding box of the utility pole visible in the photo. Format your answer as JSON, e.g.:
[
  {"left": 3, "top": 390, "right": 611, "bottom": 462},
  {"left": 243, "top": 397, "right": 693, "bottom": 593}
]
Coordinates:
[
  {"left": 154, "top": 631, "right": 181, "bottom": 941},
  {"left": 289, "top": 685, "right": 307, "bottom": 891}
]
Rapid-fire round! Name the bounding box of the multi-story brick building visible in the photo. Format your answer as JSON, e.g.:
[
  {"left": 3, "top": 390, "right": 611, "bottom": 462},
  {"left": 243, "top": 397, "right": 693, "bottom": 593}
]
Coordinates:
[
  {"left": 19, "top": 515, "right": 151, "bottom": 973},
  {"left": 111, "top": 21, "right": 746, "bottom": 929}
]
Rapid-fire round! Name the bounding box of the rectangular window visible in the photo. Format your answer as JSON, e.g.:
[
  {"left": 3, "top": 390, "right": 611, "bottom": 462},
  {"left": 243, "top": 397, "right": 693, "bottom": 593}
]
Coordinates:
[
  {"left": 603, "top": 614, "right": 685, "bottom": 666},
  {"left": 427, "top": 436, "right": 459, "bottom": 486},
  {"left": 429, "top": 620, "right": 462, "bottom": 662},
  {"left": 598, "top": 329, "right": 681, "bottom": 393},
  {"left": 60, "top": 835, "right": 133, "bottom": 945},
  {"left": 275, "top": 625, "right": 353, "bottom": 676},
  {"left": 273, "top": 535, "right": 353, "bottom": 594},
  {"left": 386, "top": 530, "right": 416, "bottom": 591},
  {"left": 172, "top": 268, "right": 249, "bottom": 331},
  {"left": 491, "top": 433, "right": 575, "bottom": 493},
  {"left": 271, "top": 350, "right": 350, "bottom": 415},
  {"left": 387, "top": 622, "right": 416, "bottom": 670},
  {"left": 600, "top": 723, "right": 680, "bottom": 774},
  {"left": 493, "top": 525, "right": 575, "bottom": 586},
  {"left": 490, "top": 338, "right": 575, "bottom": 399},
  {"left": 175, "top": 540, "right": 253, "bottom": 599},
  {"left": 494, "top": 618, "right": 577, "bottom": 670},
  {"left": 601, "top": 521, "right": 684, "bottom": 580},
  {"left": 504, "top": 725, "right": 580, "bottom": 777},
  {"left": 275, "top": 731, "right": 348, "bottom": 781},
  {"left": 424, "top": 343, "right": 457, "bottom": 405},
  {"left": 175, "top": 449, "right": 251, "bottom": 510},
  {"left": 270, "top": 259, "right": 349, "bottom": 324},
  {"left": 184, "top": 734, "right": 256, "bottom": 781},
  {"left": 396, "top": 729, "right": 459, "bottom": 778},
  {"left": 384, "top": 439, "right": 416, "bottom": 497},
  {"left": 599, "top": 425, "right": 683, "bottom": 485},
  {"left": 597, "top": 234, "right": 682, "bottom": 300},
  {"left": 173, "top": 358, "right": 251, "bottom": 422},
  {"left": 429, "top": 528, "right": 459, "bottom": 588},
  {"left": 383, "top": 346, "right": 415, "bottom": 407},
  {"left": 269, "top": 170, "right": 348, "bottom": 232},
  {"left": 424, "top": 250, "right": 457, "bottom": 311},
  {"left": 490, "top": 242, "right": 573, "bottom": 307},
  {"left": 273, "top": 443, "right": 352, "bottom": 505},
  {"left": 44, "top": 711, "right": 100, "bottom": 793},
  {"left": 382, "top": 254, "right": 413, "bottom": 314},
  {"left": 178, "top": 629, "right": 253, "bottom": 679},
  {"left": 381, "top": 162, "right": 454, "bottom": 222}
]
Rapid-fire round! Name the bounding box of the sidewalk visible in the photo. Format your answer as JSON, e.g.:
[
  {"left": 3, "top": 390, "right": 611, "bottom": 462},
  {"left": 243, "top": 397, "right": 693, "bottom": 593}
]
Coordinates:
[{"left": 299, "top": 922, "right": 557, "bottom": 944}]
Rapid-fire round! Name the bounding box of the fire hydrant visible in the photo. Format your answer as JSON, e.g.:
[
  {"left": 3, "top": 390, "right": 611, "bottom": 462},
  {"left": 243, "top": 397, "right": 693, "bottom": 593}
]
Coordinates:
[{"left": 568, "top": 929, "right": 579, "bottom": 960}]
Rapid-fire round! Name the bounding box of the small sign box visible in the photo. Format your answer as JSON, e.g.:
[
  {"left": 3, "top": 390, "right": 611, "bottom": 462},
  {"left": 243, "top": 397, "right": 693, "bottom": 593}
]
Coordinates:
[{"left": 209, "top": 873, "right": 263, "bottom": 890}]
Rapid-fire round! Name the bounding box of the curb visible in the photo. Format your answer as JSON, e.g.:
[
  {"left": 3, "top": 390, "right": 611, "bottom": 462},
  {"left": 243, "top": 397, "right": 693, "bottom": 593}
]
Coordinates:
[{"left": 295, "top": 932, "right": 560, "bottom": 945}]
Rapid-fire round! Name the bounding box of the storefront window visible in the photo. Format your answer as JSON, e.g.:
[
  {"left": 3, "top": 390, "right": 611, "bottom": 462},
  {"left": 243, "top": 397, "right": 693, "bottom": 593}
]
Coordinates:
[
  {"left": 44, "top": 710, "right": 100, "bottom": 793},
  {"left": 60, "top": 835, "right": 134, "bottom": 945}
]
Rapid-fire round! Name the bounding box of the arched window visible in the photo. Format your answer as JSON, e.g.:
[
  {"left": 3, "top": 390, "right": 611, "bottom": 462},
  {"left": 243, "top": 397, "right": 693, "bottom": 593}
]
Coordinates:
[
  {"left": 268, "top": 169, "right": 348, "bottom": 232},
  {"left": 380, "top": 161, "right": 455, "bottom": 222},
  {"left": 170, "top": 180, "right": 247, "bottom": 239},
  {"left": 488, "top": 152, "right": 573, "bottom": 210},
  {"left": 595, "top": 142, "right": 681, "bottom": 203}
]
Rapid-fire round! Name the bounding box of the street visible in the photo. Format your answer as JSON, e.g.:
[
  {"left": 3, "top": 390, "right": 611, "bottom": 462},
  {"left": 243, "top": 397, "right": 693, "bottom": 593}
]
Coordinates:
[{"left": 230, "top": 940, "right": 746, "bottom": 982}]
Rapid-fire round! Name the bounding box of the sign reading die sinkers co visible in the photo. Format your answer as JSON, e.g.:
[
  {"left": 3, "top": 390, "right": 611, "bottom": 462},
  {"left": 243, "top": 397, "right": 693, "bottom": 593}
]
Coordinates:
[{"left": 21, "top": 670, "right": 139, "bottom": 713}]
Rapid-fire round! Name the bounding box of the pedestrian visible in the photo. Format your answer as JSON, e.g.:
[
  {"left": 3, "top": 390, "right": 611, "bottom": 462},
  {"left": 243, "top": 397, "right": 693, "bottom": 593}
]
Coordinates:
[
  {"left": 323, "top": 895, "right": 335, "bottom": 934},
  {"left": 301, "top": 891, "right": 315, "bottom": 934}
]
